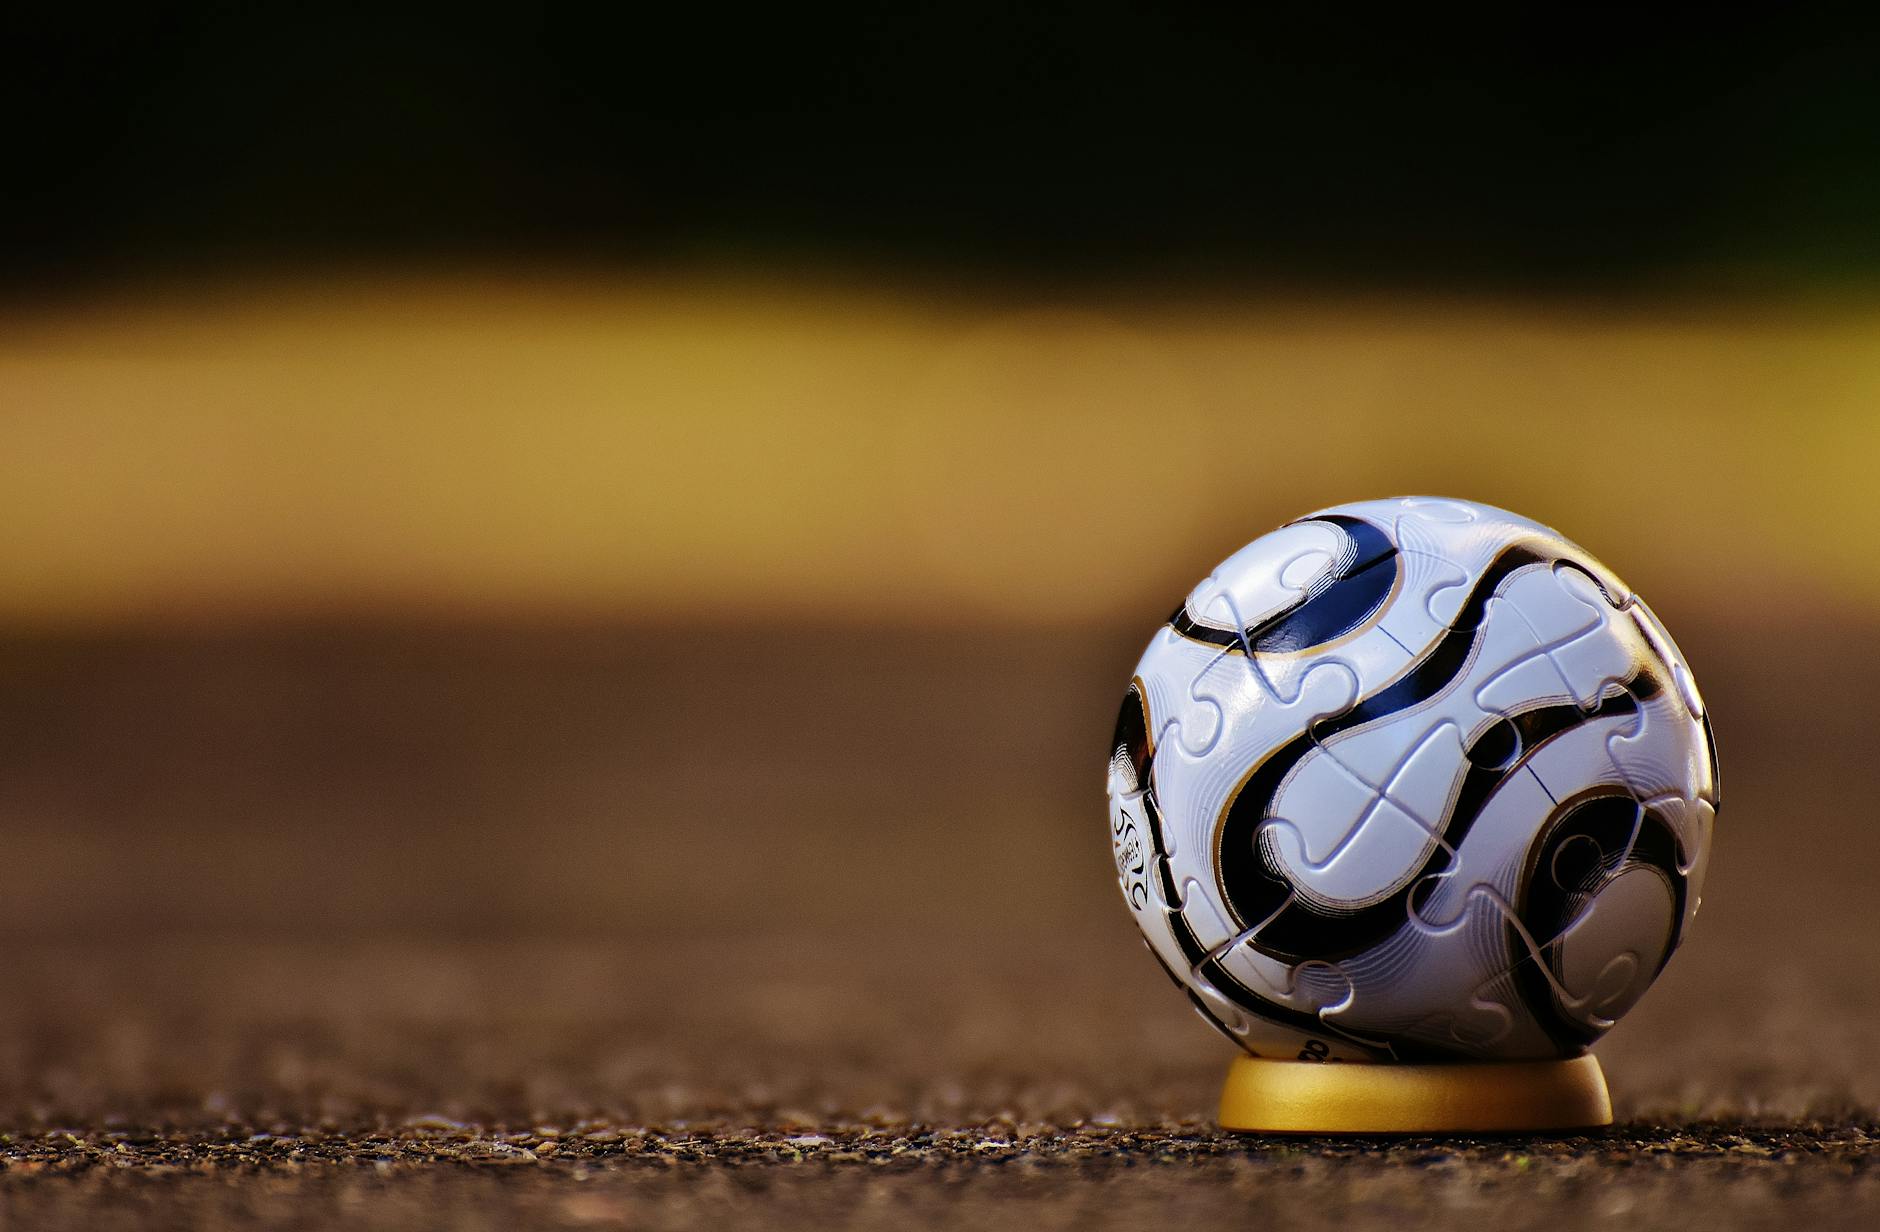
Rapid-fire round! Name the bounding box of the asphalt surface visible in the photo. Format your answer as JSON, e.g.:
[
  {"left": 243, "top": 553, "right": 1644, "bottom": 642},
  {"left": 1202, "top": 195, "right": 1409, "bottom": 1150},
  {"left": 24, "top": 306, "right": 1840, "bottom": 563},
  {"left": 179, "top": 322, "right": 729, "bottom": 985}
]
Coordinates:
[{"left": 0, "top": 616, "right": 1874, "bottom": 1228}]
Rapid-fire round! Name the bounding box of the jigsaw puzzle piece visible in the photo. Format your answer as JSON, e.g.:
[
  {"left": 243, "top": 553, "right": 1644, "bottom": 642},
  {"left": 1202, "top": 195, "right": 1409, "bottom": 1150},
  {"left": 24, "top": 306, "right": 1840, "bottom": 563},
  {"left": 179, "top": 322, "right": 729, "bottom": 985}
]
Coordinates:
[
  {"left": 1296, "top": 583, "right": 1622, "bottom": 934},
  {"left": 1493, "top": 563, "right": 1647, "bottom": 713},
  {"left": 1541, "top": 859, "right": 1678, "bottom": 1025},
  {"left": 1307, "top": 558, "right": 1667, "bottom": 946},
  {"left": 1664, "top": 796, "right": 1716, "bottom": 920},
  {"left": 1470, "top": 849, "right": 1683, "bottom": 1053},
  {"left": 1290, "top": 497, "right": 1477, "bottom": 634},
  {"left": 1382, "top": 550, "right": 1473, "bottom": 641},
  {"left": 1158, "top": 626, "right": 1372, "bottom": 767},
  {"left": 1394, "top": 496, "right": 1528, "bottom": 577},
  {"left": 1628, "top": 596, "right": 1709, "bottom": 723},
  {"left": 1181, "top": 519, "right": 1351, "bottom": 649},
  {"left": 1164, "top": 643, "right": 1234, "bottom": 760},
  {"left": 1174, "top": 653, "right": 1362, "bottom": 788},
  {"left": 1604, "top": 708, "right": 1717, "bottom": 919},
  {"left": 1263, "top": 792, "right": 1444, "bottom": 909},
  {"left": 1311, "top": 589, "right": 1582, "bottom": 822},
  {"left": 1413, "top": 766, "right": 1693, "bottom": 1056},
  {"left": 1316, "top": 495, "right": 1481, "bottom": 556},
  {"left": 1131, "top": 846, "right": 1255, "bottom": 1048},
  {"left": 1604, "top": 697, "right": 1708, "bottom": 808},
  {"left": 1138, "top": 876, "right": 1296, "bottom": 1048},
  {"left": 1394, "top": 496, "right": 1483, "bottom": 525},
  {"left": 1105, "top": 787, "right": 1153, "bottom": 912},
  {"left": 1402, "top": 998, "right": 1521, "bottom": 1055},
  {"left": 1550, "top": 593, "right": 1715, "bottom": 862},
  {"left": 1471, "top": 720, "right": 1698, "bottom": 980},
  {"left": 1402, "top": 760, "right": 1559, "bottom": 934},
  {"left": 1154, "top": 657, "right": 1363, "bottom": 886},
  {"left": 1314, "top": 878, "right": 1537, "bottom": 1057},
  {"left": 1176, "top": 876, "right": 1239, "bottom": 954},
  {"left": 1444, "top": 718, "right": 1658, "bottom": 941},
  {"left": 1190, "top": 539, "right": 1367, "bottom": 665},
  {"left": 1395, "top": 496, "right": 1632, "bottom": 601},
  {"left": 1387, "top": 886, "right": 1606, "bottom": 1059},
  {"left": 1204, "top": 928, "right": 1376, "bottom": 1061},
  {"left": 1440, "top": 958, "right": 1558, "bottom": 1057},
  {"left": 1304, "top": 495, "right": 1479, "bottom": 528},
  {"left": 1389, "top": 501, "right": 1486, "bottom": 629},
  {"left": 1183, "top": 964, "right": 1260, "bottom": 1042},
  {"left": 1472, "top": 578, "right": 1713, "bottom": 893},
  {"left": 1406, "top": 688, "right": 1654, "bottom": 947},
  {"left": 1208, "top": 930, "right": 1353, "bottom": 1014},
  {"left": 1262, "top": 725, "right": 1465, "bottom": 909},
  {"left": 1301, "top": 718, "right": 1470, "bottom": 828},
  {"left": 1507, "top": 565, "right": 1609, "bottom": 652},
  {"left": 1472, "top": 578, "right": 1617, "bottom": 718}
]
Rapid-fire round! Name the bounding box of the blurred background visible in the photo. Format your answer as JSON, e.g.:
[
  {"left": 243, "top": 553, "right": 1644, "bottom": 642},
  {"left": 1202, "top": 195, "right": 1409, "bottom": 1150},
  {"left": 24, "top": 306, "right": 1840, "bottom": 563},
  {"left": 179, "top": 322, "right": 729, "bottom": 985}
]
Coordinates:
[{"left": 2, "top": 8, "right": 1880, "bottom": 1130}]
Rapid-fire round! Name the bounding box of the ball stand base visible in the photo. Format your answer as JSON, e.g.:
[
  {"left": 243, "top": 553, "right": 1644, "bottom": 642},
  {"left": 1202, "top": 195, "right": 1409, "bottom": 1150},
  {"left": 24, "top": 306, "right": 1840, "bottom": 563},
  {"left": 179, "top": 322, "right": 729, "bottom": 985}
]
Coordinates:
[{"left": 1218, "top": 1053, "right": 1612, "bottom": 1134}]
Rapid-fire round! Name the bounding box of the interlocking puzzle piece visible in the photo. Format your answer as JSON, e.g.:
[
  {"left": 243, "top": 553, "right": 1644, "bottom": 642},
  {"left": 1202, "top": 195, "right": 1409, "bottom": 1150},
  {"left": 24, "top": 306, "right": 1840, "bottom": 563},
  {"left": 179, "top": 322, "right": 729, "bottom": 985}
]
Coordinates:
[
  {"left": 1182, "top": 519, "right": 1351, "bottom": 648},
  {"left": 1473, "top": 575, "right": 1623, "bottom": 716},
  {"left": 1185, "top": 962, "right": 1259, "bottom": 1040},
  {"left": 1162, "top": 646, "right": 1231, "bottom": 761},
  {"left": 1393, "top": 761, "right": 1694, "bottom": 1054},
  {"left": 1383, "top": 550, "right": 1473, "bottom": 643},
  {"left": 1401, "top": 765, "right": 1559, "bottom": 936},
  {"left": 1106, "top": 786, "right": 1152, "bottom": 908},
  {"left": 1258, "top": 741, "right": 1461, "bottom": 909},
  {"left": 1204, "top": 925, "right": 1377, "bottom": 1061},
  {"left": 1492, "top": 562, "right": 1641, "bottom": 713},
  {"left": 1629, "top": 597, "right": 1708, "bottom": 722},
  {"left": 1177, "top": 876, "right": 1239, "bottom": 954},
  {"left": 1304, "top": 582, "right": 1607, "bottom": 837},
  {"left": 1160, "top": 618, "right": 1354, "bottom": 762},
  {"left": 1171, "top": 651, "right": 1362, "bottom": 769},
  {"left": 1643, "top": 791, "right": 1716, "bottom": 909},
  {"left": 1405, "top": 998, "right": 1520, "bottom": 1054},
  {"left": 1302, "top": 718, "right": 1472, "bottom": 836},
  {"left": 1544, "top": 860, "right": 1677, "bottom": 1022},
  {"left": 1312, "top": 876, "right": 1528, "bottom": 1054},
  {"left": 1464, "top": 853, "right": 1682, "bottom": 1051},
  {"left": 1152, "top": 655, "right": 1363, "bottom": 902},
  {"left": 1208, "top": 929, "right": 1354, "bottom": 1010}
]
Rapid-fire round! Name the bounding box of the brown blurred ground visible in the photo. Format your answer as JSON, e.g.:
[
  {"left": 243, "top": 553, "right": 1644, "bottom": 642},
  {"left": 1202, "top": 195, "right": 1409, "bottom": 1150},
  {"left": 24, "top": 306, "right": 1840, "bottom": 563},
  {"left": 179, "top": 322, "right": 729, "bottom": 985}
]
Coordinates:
[{"left": 1, "top": 609, "right": 1877, "bottom": 1228}]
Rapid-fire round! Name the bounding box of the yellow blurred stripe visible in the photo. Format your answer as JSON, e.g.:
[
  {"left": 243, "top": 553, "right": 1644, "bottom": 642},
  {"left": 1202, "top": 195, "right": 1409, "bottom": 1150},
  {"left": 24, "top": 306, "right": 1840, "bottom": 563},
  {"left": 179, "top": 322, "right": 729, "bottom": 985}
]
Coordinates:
[{"left": 2, "top": 276, "right": 1877, "bottom": 627}]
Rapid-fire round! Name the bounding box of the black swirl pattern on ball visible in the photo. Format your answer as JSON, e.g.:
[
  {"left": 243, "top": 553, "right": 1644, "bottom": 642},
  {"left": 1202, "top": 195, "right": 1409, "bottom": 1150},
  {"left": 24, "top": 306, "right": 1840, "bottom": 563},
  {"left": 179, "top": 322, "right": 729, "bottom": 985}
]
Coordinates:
[
  {"left": 1137, "top": 517, "right": 1697, "bottom": 1059},
  {"left": 1130, "top": 784, "right": 1384, "bottom": 1055},
  {"left": 1169, "top": 515, "right": 1400, "bottom": 655},
  {"left": 1112, "top": 678, "right": 1395, "bottom": 1059},
  {"left": 1207, "top": 528, "right": 1683, "bottom": 966},
  {"left": 1136, "top": 525, "right": 1573, "bottom": 1057},
  {"left": 1507, "top": 788, "right": 1689, "bottom": 1053},
  {"left": 1239, "top": 680, "right": 1659, "bottom": 964},
  {"left": 1209, "top": 538, "right": 1557, "bottom": 939},
  {"left": 1111, "top": 680, "right": 1153, "bottom": 791}
]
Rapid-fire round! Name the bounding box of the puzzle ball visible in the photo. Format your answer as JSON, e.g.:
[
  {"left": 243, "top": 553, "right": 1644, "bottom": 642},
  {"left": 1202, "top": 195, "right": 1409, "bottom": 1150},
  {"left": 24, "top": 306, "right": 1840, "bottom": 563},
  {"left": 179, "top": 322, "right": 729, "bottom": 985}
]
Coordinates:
[{"left": 1106, "top": 496, "right": 1718, "bottom": 1062}]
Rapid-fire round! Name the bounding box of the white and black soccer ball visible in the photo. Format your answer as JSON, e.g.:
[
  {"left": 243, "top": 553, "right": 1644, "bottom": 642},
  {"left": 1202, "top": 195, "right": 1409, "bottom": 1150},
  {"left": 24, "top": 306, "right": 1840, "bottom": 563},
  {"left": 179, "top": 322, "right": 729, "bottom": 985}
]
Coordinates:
[{"left": 1107, "top": 497, "right": 1718, "bottom": 1062}]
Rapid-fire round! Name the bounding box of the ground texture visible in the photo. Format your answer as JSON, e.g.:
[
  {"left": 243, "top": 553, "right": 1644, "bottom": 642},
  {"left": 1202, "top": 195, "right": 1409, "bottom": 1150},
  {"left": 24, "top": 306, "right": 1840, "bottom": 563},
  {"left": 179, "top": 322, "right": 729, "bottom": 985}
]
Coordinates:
[{"left": 0, "top": 621, "right": 1874, "bottom": 1228}]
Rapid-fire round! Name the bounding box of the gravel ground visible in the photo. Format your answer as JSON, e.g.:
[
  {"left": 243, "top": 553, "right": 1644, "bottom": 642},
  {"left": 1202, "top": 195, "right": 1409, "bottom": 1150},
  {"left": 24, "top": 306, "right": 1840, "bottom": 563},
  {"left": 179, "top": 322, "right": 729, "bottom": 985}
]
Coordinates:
[
  {"left": 0, "top": 621, "right": 1874, "bottom": 1228},
  {"left": 3, "top": 1122, "right": 1875, "bottom": 1232}
]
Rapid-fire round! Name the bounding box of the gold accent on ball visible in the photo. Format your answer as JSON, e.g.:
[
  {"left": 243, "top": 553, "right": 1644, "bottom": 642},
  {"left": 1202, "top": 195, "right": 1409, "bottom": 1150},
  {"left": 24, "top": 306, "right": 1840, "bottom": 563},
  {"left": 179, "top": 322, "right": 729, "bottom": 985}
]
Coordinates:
[{"left": 1218, "top": 1053, "right": 1612, "bottom": 1133}]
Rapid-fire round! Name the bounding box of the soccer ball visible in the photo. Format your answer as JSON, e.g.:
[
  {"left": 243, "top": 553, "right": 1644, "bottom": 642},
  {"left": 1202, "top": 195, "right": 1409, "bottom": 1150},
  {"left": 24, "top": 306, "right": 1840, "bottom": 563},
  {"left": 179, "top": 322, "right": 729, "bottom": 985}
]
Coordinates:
[{"left": 1107, "top": 497, "right": 1718, "bottom": 1062}]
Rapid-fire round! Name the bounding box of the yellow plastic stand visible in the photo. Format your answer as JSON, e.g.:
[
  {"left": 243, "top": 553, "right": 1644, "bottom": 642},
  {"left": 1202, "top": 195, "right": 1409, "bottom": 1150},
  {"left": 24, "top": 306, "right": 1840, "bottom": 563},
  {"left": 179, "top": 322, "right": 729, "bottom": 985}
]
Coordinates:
[{"left": 1218, "top": 1053, "right": 1612, "bottom": 1133}]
